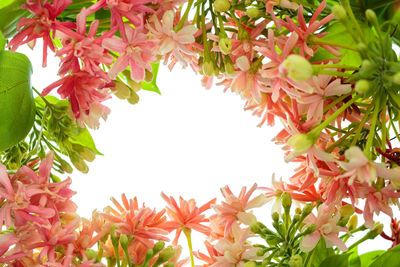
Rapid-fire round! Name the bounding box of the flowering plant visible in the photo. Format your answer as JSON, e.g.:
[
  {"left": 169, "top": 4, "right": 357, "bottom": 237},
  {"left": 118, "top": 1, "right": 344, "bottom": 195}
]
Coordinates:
[{"left": 2, "top": 0, "right": 400, "bottom": 266}]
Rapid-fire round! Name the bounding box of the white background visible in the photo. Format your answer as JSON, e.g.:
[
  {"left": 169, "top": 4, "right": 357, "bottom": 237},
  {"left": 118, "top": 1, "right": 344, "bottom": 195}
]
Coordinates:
[{"left": 19, "top": 43, "right": 392, "bottom": 256}]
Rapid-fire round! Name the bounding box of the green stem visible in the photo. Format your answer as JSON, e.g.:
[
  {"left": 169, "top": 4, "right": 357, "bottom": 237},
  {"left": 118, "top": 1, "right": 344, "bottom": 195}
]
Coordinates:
[
  {"left": 312, "top": 63, "right": 359, "bottom": 70},
  {"left": 323, "top": 93, "right": 353, "bottom": 114},
  {"left": 326, "top": 126, "right": 357, "bottom": 153},
  {"left": 364, "top": 97, "right": 381, "bottom": 159},
  {"left": 310, "top": 96, "right": 358, "bottom": 138},
  {"left": 339, "top": 0, "right": 366, "bottom": 43},
  {"left": 350, "top": 105, "right": 373, "bottom": 147},
  {"left": 174, "top": 0, "right": 195, "bottom": 32},
  {"left": 183, "top": 227, "right": 195, "bottom": 267},
  {"left": 304, "top": 249, "right": 316, "bottom": 267},
  {"left": 308, "top": 36, "right": 358, "bottom": 51},
  {"left": 314, "top": 69, "right": 352, "bottom": 78}
]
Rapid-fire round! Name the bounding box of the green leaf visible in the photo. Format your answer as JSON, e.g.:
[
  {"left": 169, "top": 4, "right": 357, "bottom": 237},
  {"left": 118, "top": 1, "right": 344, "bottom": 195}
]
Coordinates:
[
  {"left": 0, "top": 0, "right": 30, "bottom": 38},
  {"left": 370, "top": 245, "right": 400, "bottom": 267},
  {"left": 312, "top": 238, "right": 335, "bottom": 266},
  {"left": 348, "top": 248, "right": 361, "bottom": 267},
  {"left": 69, "top": 127, "right": 103, "bottom": 156},
  {"left": 0, "top": 0, "right": 15, "bottom": 9},
  {"left": 318, "top": 253, "right": 350, "bottom": 267},
  {"left": 140, "top": 62, "right": 161, "bottom": 95},
  {"left": 359, "top": 250, "right": 385, "bottom": 266},
  {"left": 0, "top": 50, "right": 35, "bottom": 151},
  {"left": 0, "top": 31, "right": 5, "bottom": 50}
]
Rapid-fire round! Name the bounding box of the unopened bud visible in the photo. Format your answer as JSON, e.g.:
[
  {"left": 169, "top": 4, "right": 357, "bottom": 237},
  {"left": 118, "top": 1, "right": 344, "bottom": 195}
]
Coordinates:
[
  {"left": 246, "top": 7, "right": 262, "bottom": 18},
  {"left": 202, "top": 60, "right": 214, "bottom": 77},
  {"left": 80, "top": 147, "right": 95, "bottom": 162},
  {"left": 361, "top": 59, "right": 372, "bottom": 69},
  {"left": 112, "top": 81, "right": 131, "bottom": 99},
  {"left": 153, "top": 241, "right": 165, "bottom": 254},
  {"left": 281, "top": 55, "right": 313, "bottom": 81},
  {"left": 332, "top": 5, "right": 346, "bottom": 21},
  {"left": 60, "top": 159, "right": 73, "bottom": 174},
  {"left": 393, "top": 73, "right": 400, "bottom": 85},
  {"left": 120, "top": 234, "right": 129, "bottom": 249},
  {"left": 347, "top": 214, "right": 358, "bottom": 231},
  {"left": 127, "top": 90, "right": 140, "bottom": 105},
  {"left": 355, "top": 79, "right": 370, "bottom": 94},
  {"left": 281, "top": 192, "right": 292, "bottom": 210},
  {"left": 156, "top": 246, "right": 175, "bottom": 264},
  {"left": 244, "top": 261, "right": 257, "bottom": 267},
  {"left": 272, "top": 212, "right": 280, "bottom": 222},
  {"left": 365, "top": 9, "right": 378, "bottom": 25},
  {"left": 85, "top": 249, "right": 98, "bottom": 261},
  {"left": 289, "top": 254, "right": 303, "bottom": 267},
  {"left": 340, "top": 204, "right": 355, "bottom": 219},
  {"left": 224, "top": 55, "right": 235, "bottom": 75},
  {"left": 213, "top": 0, "right": 231, "bottom": 12},
  {"left": 366, "top": 223, "right": 383, "bottom": 239},
  {"left": 219, "top": 36, "right": 232, "bottom": 55},
  {"left": 303, "top": 224, "right": 316, "bottom": 235},
  {"left": 288, "top": 133, "right": 314, "bottom": 154},
  {"left": 144, "top": 70, "right": 153, "bottom": 83},
  {"left": 70, "top": 153, "right": 89, "bottom": 173},
  {"left": 238, "top": 27, "right": 250, "bottom": 41}
]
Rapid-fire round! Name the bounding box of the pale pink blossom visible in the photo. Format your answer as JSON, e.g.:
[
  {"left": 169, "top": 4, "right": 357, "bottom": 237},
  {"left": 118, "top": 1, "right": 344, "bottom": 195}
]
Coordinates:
[
  {"left": 102, "top": 24, "right": 156, "bottom": 82},
  {"left": 300, "top": 204, "right": 348, "bottom": 252},
  {"left": 147, "top": 10, "right": 197, "bottom": 67},
  {"left": 338, "top": 146, "right": 400, "bottom": 185}
]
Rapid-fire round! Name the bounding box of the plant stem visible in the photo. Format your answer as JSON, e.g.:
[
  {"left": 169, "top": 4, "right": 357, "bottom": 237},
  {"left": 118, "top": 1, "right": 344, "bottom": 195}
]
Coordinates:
[
  {"left": 174, "top": 0, "right": 195, "bottom": 32},
  {"left": 183, "top": 227, "right": 195, "bottom": 267},
  {"left": 364, "top": 97, "right": 381, "bottom": 159},
  {"left": 308, "top": 36, "right": 358, "bottom": 51},
  {"left": 350, "top": 105, "right": 373, "bottom": 147}
]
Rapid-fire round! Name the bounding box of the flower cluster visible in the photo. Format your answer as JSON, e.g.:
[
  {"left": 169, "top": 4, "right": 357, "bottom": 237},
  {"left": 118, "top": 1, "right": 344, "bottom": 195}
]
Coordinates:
[{"left": 3, "top": 0, "right": 400, "bottom": 265}]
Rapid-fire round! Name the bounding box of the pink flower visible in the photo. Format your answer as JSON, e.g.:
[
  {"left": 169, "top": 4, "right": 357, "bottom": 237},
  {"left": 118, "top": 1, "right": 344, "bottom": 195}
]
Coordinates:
[
  {"left": 295, "top": 73, "right": 352, "bottom": 125},
  {"left": 300, "top": 204, "right": 348, "bottom": 252},
  {"left": 102, "top": 24, "right": 156, "bottom": 82},
  {"left": 41, "top": 71, "right": 110, "bottom": 122},
  {"left": 86, "top": 0, "right": 155, "bottom": 40},
  {"left": 8, "top": 0, "right": 74, "bottom": 67},
  {"left": 56, "top": 9, "right": 115, "bottom": 79},
  {"left": 161, "top": 193, "right": 216, "bottom": 245},
  {"left": 147, "top": 10, "right": 197, "bottom": 64},
  {"left": 102, "top": 194, "right": 170, "bottom": 248},
  {"left": 230, "top": 56, "right": 268, "bottom": 103},
  {"left": 211, "top": 184, "right": 268, "bottom": 236},
  {"left": 212, "top": 222, "right": 261, "bottom": 266},
  {"left": 338, "top": 146, "right": 400, "bottom": 185}
]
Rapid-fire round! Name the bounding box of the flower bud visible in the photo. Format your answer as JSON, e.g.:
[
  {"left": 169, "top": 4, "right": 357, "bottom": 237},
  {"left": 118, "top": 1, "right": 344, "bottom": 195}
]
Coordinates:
[
  {"left": 127, "top": 90, "right": 140, "bottom": 105},
  {"left": 202, "top": 60, "right": 215, "bottom": 77},
  {"left": 393, "top": 72, "right": 400, "bottom": 85},
  {"left": 120, "top": 234, "right": 129, "bottom": 249},
  {"left": 339, "top": 204, "right": 354, "bottom": 219},
  {"left": 289, "top": 254, "right": 303, "bottom": 267},
  {"left": 361, "top": 59, "right": 372, "bottom": 69},
  {"left": 303, "top": 224, "right": 316, "bottom": 235},
  {"left": 60, "top": 159, "right": 73, "bottom": 174},
  {"left": 156, "top": 246, "right": 175, "bottom": 264},
  {"left": 153, "top": 241, "right": 165, "bottom": 254},
  {"left": 80, "top": 147, "right": 95, "bottom": 162},
  {"left": 365, "top": 9, "right": 378, "bottom": 25},
  {"left": 219, "top": 36, "right": 232, "bottom": 55},
  {"left": 238, "top": 27, "right": 250, "bottom": 41},
  {"left": 366, "top": 223, "right": 383, "bottom": 239},
  {"left": 332, "top": 5, "right": 346, "bottom": 21},
  {"left": 112, "top": 81, "right": 131, "bottom": 99},
  {"left": 281, "top": 192, "right": 292, "bottom": 210},
  {"left": 85, "top": 249, "right": 98, "bottom": 261},
  {"left": 272, "top": 212, "right": 280, "bottom": 222},
  {"left": 287, "top": 133, "right": 314, "bottom": 154},
  {"left": 213, "top": 0, "right": 231, "bottom": 12},
  {"left": 144, "top": 69, "right": 154, "bottom": 83},
  {"left": 355, "top": 79, "right": 370, "bottom": 94},
  {"left": 224, "top": 55, "right": 235, "bottom": 75},
  {"left": 244, "top": 261, "right": 257, "bottom": 267},
  {"left": 246, "top": 7, "right": 262, "bottom": 18},
  {"left": 70, "top": 153, "right": 89, "bottom": 173},
  {"left": 281, "top": 55, "right": 313, "bottom": 81},
  {"left": 347, "top": 214, "right": 358, "bottom": 231}
]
